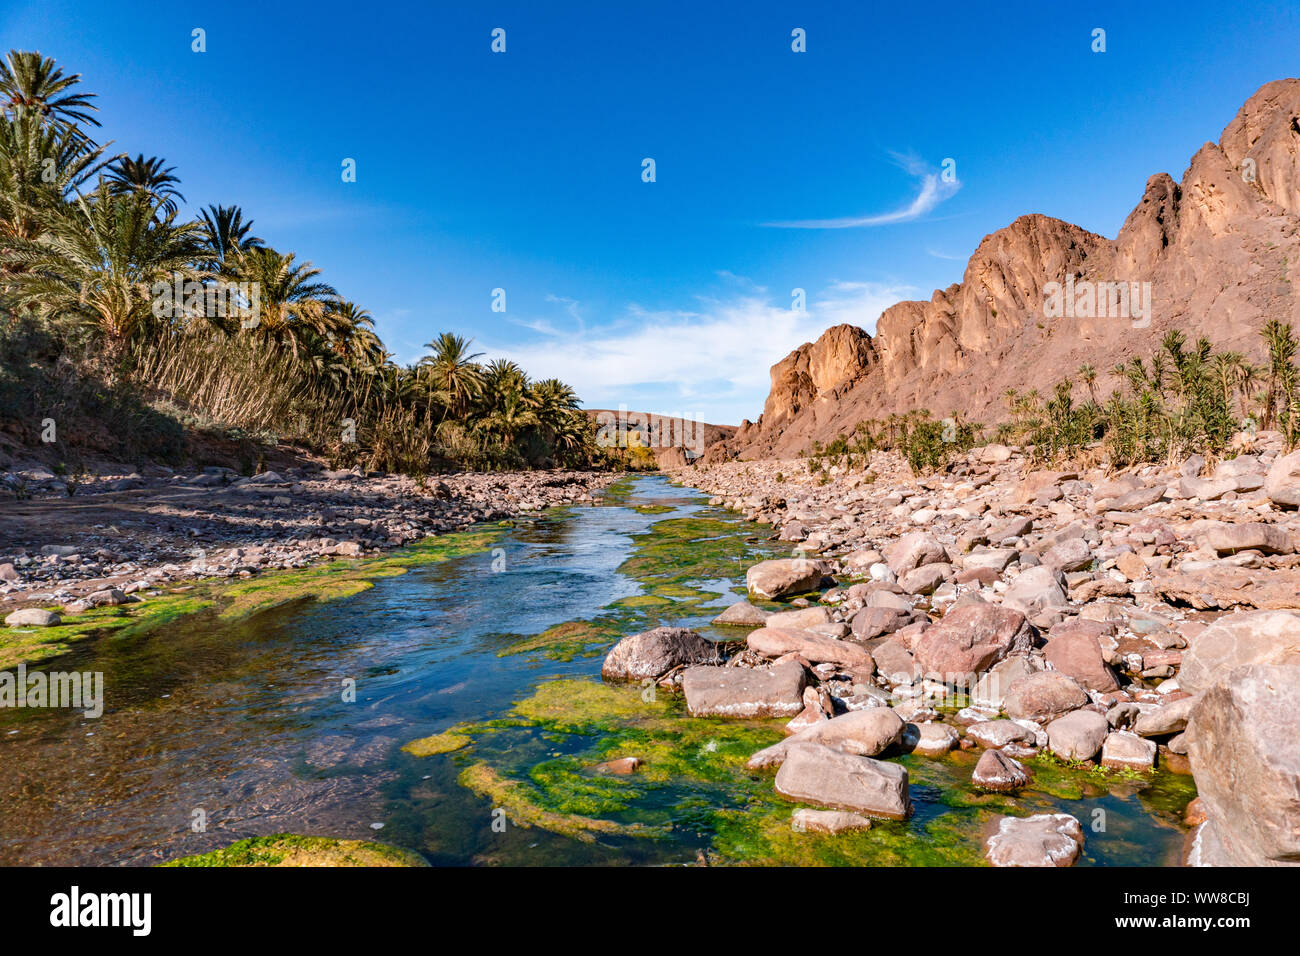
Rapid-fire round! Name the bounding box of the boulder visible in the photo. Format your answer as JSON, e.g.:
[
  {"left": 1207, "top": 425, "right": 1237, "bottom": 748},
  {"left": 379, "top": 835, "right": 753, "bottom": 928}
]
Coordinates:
[
  {"left": 972, "top": 749, "right": 1032, "bottom": 791},
  {"left": 1179, "top": 476, "right": 1237, "bottom": 500},
  {"left": 747, "top": 626, "right": 874, "bottom": 670},
  {"left": 884, "top": 532, "right": 946, "bottom": 575},
  {"left": 912, "top": 603, "right": 1033, "bottom": 679},
  {"left": 681, "top": 660, "right": 806, "bottom": 718},
  {"left": 967, "top": 719, "right": 1037, "bottom": 749},
  {"left": 1100, "top": 731, "right": 1157, "bottom": 770},
  {"left": 746, "top": 558, "right": 824, "bottom": 599},
  {"left": 903, "top": 721, "right": 959, "bottom": 756},
  {"left": 4, "top": 608, "right": 61, "bottom": 627},
  {"left": 796, "top": 708, "right": 904, "bottom": 757},
  {"left": 1043, "top": 631, "right": 1119, "bottom": 692},
  {"left": 711, "top": 601, "right": 771, "bottom": 627},
  {"left": 774, "top": 741, "right": 911, "bottom": 819},
  {"left": 601, "top": 626, "right": 721, "bottom": 681},
  {"left": 1179, "top": 610, "right": 1300, "bottom": 694},
  {"left": 1107, "top": 485, "right": 1165, "bottom": 512},
  {"left": 765, "top": 606, "right": 831, "bottom": 629},
  {"left": 871, "top": 640, "right": 918, "bottom": 684},
  {"left": 1264, "top": 449, "right": 1300, "bottom": 508},
  {"left": 1187, "top": 664, "right": 1300, "bottom": 865},
  {"left": 1045, "top": 710, "right": 1109, "bottom": 761},
  {"left": 791, "top": 808, "right": 873, "bottom": 833},
  {"left": 1003, "top": 565, "right": 1069, "bottom": 613},
  {"left": 1003, "top": 671, "right": 1089, "bottom": 722},
  {"left": 850, "top": 606, "right": 910, "bottom": 640},
  {"left": 970, "top": 655, "right": 1040, "bottom": 711},
  {"left": 1041, "top": 537, "right": 1093, "bottom": 572},
  {"left": 899, "top": 563, "right": 952, "bottom": 595},
  {"left": 1206, "top": 523, "right": 1293, "bottom": 555},
  {"left": 1132, "top": 695, "right": 1200, "bottom": 737},
  {"left": 985, "top": 814, "right": 1084, "bottom": 867}
]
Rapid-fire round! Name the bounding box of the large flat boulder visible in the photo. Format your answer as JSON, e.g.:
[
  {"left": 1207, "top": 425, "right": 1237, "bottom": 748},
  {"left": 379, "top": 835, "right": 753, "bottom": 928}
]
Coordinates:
[
  {"left": 774, "top": 741, "right": 911, "bottom": 819},
  {"left": 796, "top": 708, "right": 904, "bottom": 757},
  {"left": 765, "top": 606, "right": 831, "bottom": 629},
  {"left": 681, "top": 660, "right": 806, "bottom": 718},
  {"left": 746, "top": 558, "right": 825, "bottom": 599},
  {"left": 1152, "top": 567, "right": 1300, "bottom": 611},
  {"left": 985, "top": 814, "right": 1084, "bottom": 867},
  {"left": 1187, "top": 664, "right": 1300, "bottom": 865},
  {"left": 1179, "top": 610, "right": 1300, "bottom": 694},
  {"left": 912, "top": 603, "right": 1033, "bottom": 679},
  {"left": 747, "top": 626, "right": 874, "bottom": 670},
  {"left": 601, "top": 626, "right": 720, "bottom": 681},
  {"left": 1206, "top": 522, "right": 1293, "bottom": 555}
]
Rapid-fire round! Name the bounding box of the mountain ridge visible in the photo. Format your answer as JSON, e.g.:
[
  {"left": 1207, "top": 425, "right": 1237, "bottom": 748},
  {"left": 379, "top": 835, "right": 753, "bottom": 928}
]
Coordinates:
[{"left": 709, "top": 78, "right": 1300, "bottom": 461}]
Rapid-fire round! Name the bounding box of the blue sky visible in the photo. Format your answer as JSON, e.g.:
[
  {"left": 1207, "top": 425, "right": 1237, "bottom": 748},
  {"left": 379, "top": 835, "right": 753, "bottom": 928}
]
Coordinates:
[{"left": 5, "top": 0, "right": 1300, "bottom": 423}]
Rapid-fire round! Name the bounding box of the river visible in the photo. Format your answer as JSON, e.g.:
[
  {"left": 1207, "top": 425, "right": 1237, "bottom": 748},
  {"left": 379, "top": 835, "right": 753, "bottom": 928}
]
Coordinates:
[{"left": 0, "top": 476, "right": 1195, "bottom": 866}]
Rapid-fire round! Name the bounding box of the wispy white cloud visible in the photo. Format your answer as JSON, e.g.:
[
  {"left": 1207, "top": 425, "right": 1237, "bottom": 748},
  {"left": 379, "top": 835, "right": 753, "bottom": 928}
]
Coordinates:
[
  {"left": 764, "top": 153, "right": 960, "bottom": 229},
  {"left": 478, "top": 279, "right": 916, "bottom": 424},
  {"left": 926, "top": 247, "right": 966, "bottom": 261}
]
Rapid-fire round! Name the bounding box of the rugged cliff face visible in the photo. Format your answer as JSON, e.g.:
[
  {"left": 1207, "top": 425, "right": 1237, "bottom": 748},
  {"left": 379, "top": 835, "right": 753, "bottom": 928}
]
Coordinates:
[{"left": 713, "top": 78, "right": 1300, "bottom": 461}]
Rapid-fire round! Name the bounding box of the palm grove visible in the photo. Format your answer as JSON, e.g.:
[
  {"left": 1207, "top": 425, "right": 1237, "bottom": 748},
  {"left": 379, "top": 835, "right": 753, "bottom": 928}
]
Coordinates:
[{"left": 0, "top": 50, "right": 605, "bottom": 475}]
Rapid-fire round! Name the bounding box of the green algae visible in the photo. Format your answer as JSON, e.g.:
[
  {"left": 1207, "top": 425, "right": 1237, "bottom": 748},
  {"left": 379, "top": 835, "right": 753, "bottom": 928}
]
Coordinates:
[
  {"left": 162, "top": 833, "right": 427, "bottom": 867},
  {"left": 633, "top": 504, "right": 675, "bottom": 514},
  {"left": 402, "top": 728, "right": 473, "bottom": 756},
  {"left": 496, "top": 619, "right": 617, "bottom": 660},
  {"left": 457, "top": 762, "right": 655, "bottom": 842},
  {"left": 0, "top": 594, "right": 215, "bottom": 669},
  {"left": 441, "top": 676, "right": 999, "bottom": 864}
]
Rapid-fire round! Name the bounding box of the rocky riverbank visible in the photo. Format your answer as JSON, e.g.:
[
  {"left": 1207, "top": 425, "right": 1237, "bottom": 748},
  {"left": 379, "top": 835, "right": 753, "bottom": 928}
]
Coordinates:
[
  {"left": 632, "top": 436, "right": 1300, "bottom": 866},
  {"left": 0, "top": 465, "right": 619, "bottom": 615}
]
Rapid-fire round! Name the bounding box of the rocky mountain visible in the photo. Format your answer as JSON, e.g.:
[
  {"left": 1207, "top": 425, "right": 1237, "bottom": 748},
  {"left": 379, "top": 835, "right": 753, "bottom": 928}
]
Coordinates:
[{"left": 711, "top": 78, "right": 1300, "bottom": 461}]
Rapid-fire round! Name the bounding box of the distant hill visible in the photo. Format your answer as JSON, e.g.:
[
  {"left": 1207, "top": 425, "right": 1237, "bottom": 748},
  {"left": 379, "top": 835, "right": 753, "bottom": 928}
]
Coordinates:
[{"left": 583, "top": 409, "right": 735, "bottom": 467}]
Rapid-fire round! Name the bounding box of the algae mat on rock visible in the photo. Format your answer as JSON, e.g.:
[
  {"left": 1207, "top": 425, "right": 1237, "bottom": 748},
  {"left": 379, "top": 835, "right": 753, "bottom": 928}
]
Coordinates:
[{"left": 164, "top": 834, "right": 427, "bottom": 867}]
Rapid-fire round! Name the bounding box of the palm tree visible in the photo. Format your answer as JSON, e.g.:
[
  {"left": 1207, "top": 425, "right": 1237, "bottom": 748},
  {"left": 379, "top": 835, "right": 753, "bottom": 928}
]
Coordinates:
[
  {"left": 0, "top": 50, "right": 99, "bottom": 133},
  {"left": 237, "top": 247, "right": 339, "bottom": 355},
  {"left": 1077, "top": 363, "right": 1098, "bottom": 405},
  {"left": 7, "top": 180, "right": 205, "bottom": 357},
  {"left": 0, "top": 106, "right": 108, "bottom": 285},
  {"left": 199, "top": 204, "right": 262, "bottom": 273},
  {"left": 1261, "top": 319, "right": 1298, "bottom": 429},
  {"left": 483, "top": 389, "right": 538, "bottom": 445},
  {"left": 107, "top": 154, "right": 185, "bottom": 215},
  {"left": 418, "top": 332, "right": 484, "bottom": 418},
  {"left": 480, "top": 357, "right": 528, "bottom": 409}
]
